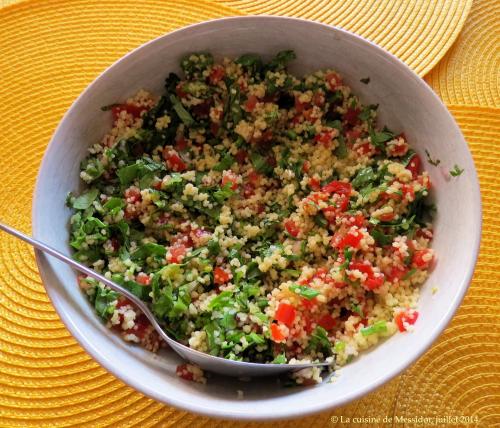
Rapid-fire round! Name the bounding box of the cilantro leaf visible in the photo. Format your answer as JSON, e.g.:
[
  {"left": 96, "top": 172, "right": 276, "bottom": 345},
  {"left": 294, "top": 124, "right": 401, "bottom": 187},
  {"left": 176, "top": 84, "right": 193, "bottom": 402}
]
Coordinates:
[
  {"left": 213, "top": 182, "right": 235, "bottom": 204},
  {"left": 213, "top": 153, "right": 235, "bottom": 172},
  {"left": 71, "top": 188, "right": 99, "bottom": 210}
]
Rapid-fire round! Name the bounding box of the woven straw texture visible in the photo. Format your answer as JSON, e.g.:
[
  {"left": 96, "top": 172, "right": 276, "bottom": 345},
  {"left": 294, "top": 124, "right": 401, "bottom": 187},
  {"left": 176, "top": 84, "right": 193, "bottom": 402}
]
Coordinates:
[
  {"left": 425, "top": 0, "right": 500, "bottom": 107},
  {"left": 0, "top": 0, "right": 499, "bottom": 426},
  {"left": 215, "top": 0, "right": 473, "bottom": 77}
]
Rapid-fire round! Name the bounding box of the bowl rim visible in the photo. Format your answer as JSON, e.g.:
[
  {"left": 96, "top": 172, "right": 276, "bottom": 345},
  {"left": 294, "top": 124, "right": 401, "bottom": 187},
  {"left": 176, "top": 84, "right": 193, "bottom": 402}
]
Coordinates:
[{"left": 32, "top": 15, "right": 482, "bottom": 420}]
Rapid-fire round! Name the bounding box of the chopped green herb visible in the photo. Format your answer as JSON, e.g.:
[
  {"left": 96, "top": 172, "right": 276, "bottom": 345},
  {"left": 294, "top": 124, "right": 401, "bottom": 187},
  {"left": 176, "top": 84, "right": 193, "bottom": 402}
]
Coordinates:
[
  {"left": 71, "top": 188, "right": 99, "bottom": 210},
  {"left": 425, "top": 149, "right": 441, "bottom": 166},
  {"left": 289, "top": 284, "right": 320, "bottom": 300},
  {"left": 361, "top": 320, "right": 387, "bottom": 336},
  {"left": 449, "top": 164, "right": 464, "bottom": 177}
]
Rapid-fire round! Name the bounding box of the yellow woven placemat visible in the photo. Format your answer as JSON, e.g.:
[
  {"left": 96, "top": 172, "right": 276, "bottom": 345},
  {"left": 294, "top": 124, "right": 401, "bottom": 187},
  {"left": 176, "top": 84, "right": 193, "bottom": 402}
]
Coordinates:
[
  {"left": 214, "top": 0, "right": 473, "bottom": 77},
  {"left": 1, "top": 0, "right": 499, "bottom": 427},
  {"left": 425, "top": 0, "right": 500, "bottom": 107}
]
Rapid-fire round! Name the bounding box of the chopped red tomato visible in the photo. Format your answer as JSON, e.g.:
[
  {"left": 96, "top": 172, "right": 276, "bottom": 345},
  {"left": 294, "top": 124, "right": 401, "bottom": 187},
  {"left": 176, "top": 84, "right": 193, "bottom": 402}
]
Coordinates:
[
  {"left": 176, "top": 364, "right": 194, "bottom": 381},
  {"left": 331, "top": 227, "right": 362, "bottom": 249},
  {"left": 402, "top": 184, "right": 415, "bottom": 200},
  {"left": 412, "top": 249, "right": 433, "bottom": 269},
  {"left": 307, "top": 191, "right": 329, "bottom": 204},
  {"left": 222, "top": 170, "right": 239, "bottom": 190},
  {"left": 214, "top": 267, "right": 230, "bottom": 285},
  {"left": 275, "top": 302, "right": 296, "bottom": 326},
  {"left": 349, "top": 261, "right": 374, "bottom": 277},
  {"left": 284, "top": 219, "right": 300, "bottom": 237},
  {"left": 303, "top": 108, "right": 316, "bottom": 123},
  {"left": 342, "top": 228, "right": 363, "bottom": 249},
  {"left": 209, "top": 65, "right": 225, "bottom": 85},
  {"left": 110, "top": 237, "right": 120, "bottom": 252},
  {"left": 322, "top": 196, "right": 349, "bottom": 223},
  {"left": 168, "top": 244, "right": 187, "bottom": 263},
  {"left": 365, "top": 275, "right": 385, "bottom": 290},
  {"left": 406, "top": 154, "right": 421, "bottom": 179},
  {"left": 330, "top": 197, "right": 348, "bottom": 215},
  {"left": 303, "top": 316, "right": 314, "bottom": 334},
  {"left": 191, "top": 101, "right": 211, "bottom": 118},
  {"left": 309, "top": 177, "right": 321, "bottom": 191},
  {"left": 244, "top": 94, "right": 258, "bottom": 112},
  {"left": 395, "top": 310, "right": 419, "bottom": 332},
  {"left": 171, "top": 230, "right": 194, "bottom": 248},
  {"left": 124, "top": 205, "right": 138, "bottom": 220},
  {"left": 114, "top": 299, "right": 132, "bottom": 312},
  {"left": 210, "top": 122, "right": 219, "bottom": 136},
  {"left": 418, "top": 175, "right": 431, "bottom": 190},
  {"left": 312, "top": 91, "right": 325, "bottom": 107},
  {"left": 175, "top": 136, "right": 188, "bottom": 151},
  {"left": 77, "top": 274, "right": 87, "bottom": 288},
  {"left": 252, "top": 129, "right": 274, "bottom": 145},
  {"left": 416, "top": 228, "right": 433, "bottom": 240},
  {"left": 381, "top": 189, "right": 401, "bottom": 201},
  {"left": 349, "top": 261, "right": 385, "bottom": 289},
  {"left": 344, "top": 108, "right": 361, "bottom": 125},
  {"left": 353, "top": 318, "right": 368, "bottom": 330},
  {"left": 387, "top": 265, "right": 409, "bottom": 282},
  {"left": 302, "top": 160, "right": 311, "bottom": 174},
  {"left": 325, "top": 72, "right": 342, "bottom": 90},
  {"left": 318, "top": 314, "right": 336, "bottom": 330},
  {"left": 175, "top": 84, "right": 187, "bottom": 99},
  {"left": 300, "top": 297, "right": 318, "bottom": 310},
  {"left": 346, "top": 128, "right": 361, "bottom": 142},
  {"left": 294, "top": 96, "right": 309, "bottom": 113},
  {"left": 321, "top": 205, "right": 339, "bottom": 224},
  {"left": 235, "top": 149, "right": 248, "bottom": 164},
  {"left": 345, "top": 213, "right": 365, "bottom": 227},
  {"left": 111, "top": 104, "right": 145, "bottom": 121},
  {"left": 314, "top": 131, "right": 335, "bottom": 147},
  {"left": 322, "top": 180, "right": 352, "bottom": 196},
  {"left": 125, "top": 187, "right": 142, "bottom": 203},
  {"left": 379, "top": 212, "right": 395, "bottom": 222},
  {"left": 162, "top": 148, "right": 187, "bottom": 172},
  {"left": 270, "top": 323, "right": 286, "bottom": 342},
  {"left": 247, "top": 170, "right": 261, "bottom": 185},
  {"left": 313, "top": 267, "right": 328, "bottom": 279},
  {"left": 389, "top": 142, "right": 408, "bottom": 156},
  {"left": 124, "top": 313, "right": 150, "bottom": 339},
  {"left": 243, "top": 183, "right": 255, "bottom": 198},
  {"left": 357, "top": 142, "right": 373, "bottom": 155},
  {"left": 136, "top": 272, "right": 151, "bottom": 286}
]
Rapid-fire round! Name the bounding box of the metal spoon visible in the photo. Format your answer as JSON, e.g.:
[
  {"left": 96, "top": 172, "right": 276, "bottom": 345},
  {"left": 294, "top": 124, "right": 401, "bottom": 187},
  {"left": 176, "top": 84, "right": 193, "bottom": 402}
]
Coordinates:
[{"left": 0, "top": 222, "right": 332, "bottom": 377}]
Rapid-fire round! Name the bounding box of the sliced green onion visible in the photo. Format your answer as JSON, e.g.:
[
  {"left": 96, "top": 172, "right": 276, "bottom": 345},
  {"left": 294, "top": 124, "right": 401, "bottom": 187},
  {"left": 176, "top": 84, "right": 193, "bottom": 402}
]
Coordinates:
[{"left": 360, "top": 320, "right": 387, "bottom": 336}]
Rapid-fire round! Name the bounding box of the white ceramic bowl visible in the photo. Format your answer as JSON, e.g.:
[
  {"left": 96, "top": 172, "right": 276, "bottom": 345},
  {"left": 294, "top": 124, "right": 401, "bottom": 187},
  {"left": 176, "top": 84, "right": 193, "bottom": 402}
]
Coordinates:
[{"left": 33, "top": 16, "right": 481, "bottom": 420}]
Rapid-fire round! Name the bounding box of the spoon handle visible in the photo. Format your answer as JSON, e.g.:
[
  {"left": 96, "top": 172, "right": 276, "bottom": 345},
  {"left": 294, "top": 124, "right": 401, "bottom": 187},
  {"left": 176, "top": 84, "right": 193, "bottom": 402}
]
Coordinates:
[{"left": 0, "top": 222, "right": 169, "bottom": 341}]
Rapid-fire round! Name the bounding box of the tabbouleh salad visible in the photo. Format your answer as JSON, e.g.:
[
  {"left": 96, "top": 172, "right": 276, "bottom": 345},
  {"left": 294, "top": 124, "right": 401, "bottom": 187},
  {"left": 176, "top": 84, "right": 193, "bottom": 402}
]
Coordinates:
[{"left": 69, "top": 51, "right": 435, "bottom": 384}]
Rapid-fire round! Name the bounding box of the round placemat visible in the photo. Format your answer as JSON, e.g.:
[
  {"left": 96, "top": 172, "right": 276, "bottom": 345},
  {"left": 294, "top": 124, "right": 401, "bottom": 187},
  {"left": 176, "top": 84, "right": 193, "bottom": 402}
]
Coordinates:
[
  {"left": 425, "top": 0, "right": 500, "bottom": 107},
  {"left": 215, "top": 0, "right": 473, "bottom": 77},
  {"left": 0, "top": 0, "right": 498, "bottom": 427}
]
